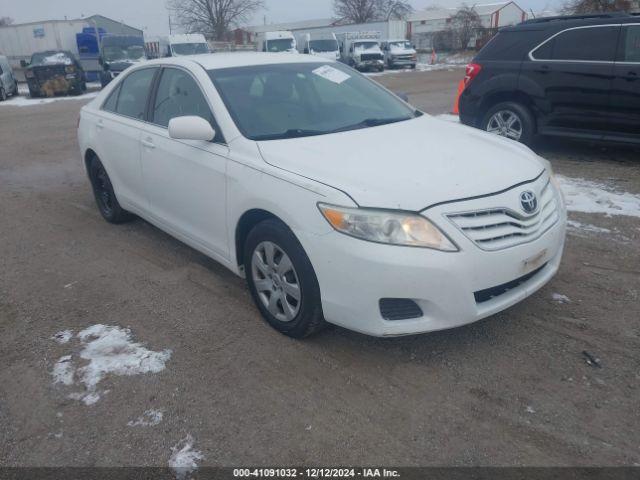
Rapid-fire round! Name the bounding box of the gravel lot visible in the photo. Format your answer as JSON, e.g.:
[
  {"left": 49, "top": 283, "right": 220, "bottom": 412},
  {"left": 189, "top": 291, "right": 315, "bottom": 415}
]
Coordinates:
[{"left": 0, "top": 69, "right": 639, "bottom": 469}]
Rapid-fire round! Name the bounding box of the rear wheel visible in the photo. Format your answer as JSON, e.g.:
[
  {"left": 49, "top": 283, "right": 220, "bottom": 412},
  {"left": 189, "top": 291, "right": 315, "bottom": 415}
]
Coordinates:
[
  {"left": 88, "top": 156, "right": 134, "bottom": 224},
  {"left": 244, "top": 219, "right": 326, "bottom": 338},
  {"left": 481, "top": 101, "right": 535, "bottom": 146}
]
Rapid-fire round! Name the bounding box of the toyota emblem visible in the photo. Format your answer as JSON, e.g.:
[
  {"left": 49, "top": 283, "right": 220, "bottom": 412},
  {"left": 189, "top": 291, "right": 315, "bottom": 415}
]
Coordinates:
[{"left": 520, "top": 191, "right": 538, "bottom": 214}]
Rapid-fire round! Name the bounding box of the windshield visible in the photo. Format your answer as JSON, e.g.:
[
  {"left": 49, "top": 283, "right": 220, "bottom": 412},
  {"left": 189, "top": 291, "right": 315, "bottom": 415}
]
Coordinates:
[
  {"left": 265, "top": 39, "right": 294, "bottom": 52},
  {"left": 209, "top": 62, "right": 419, "bottom": 141},
  {"left": 389, "top": 41, "right": 412, "bottom": 50},
  {"left": 30, "top": 52, "right": 73, "bottom": 66},
  {"left": 172, "top": 43, "right": 210, "bottom": 56},
  {"left": 103, "top": 45, "right": 146, "bottom": 62},
  {"left": 309, "top": 40, "right": 339, "bottom": 52},
  {"left": 354, "top": 42, "right": 379, "bottom": 51}
]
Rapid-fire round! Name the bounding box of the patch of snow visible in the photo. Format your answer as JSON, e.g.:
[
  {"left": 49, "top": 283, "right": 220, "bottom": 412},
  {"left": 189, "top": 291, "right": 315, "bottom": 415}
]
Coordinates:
[
  {"left": 52, "top": 355, "right": 75, "bottom": 386},
  {"left": 42, "top": 53, "right": 73, "bottom": 65},
  {"left": 52, "top": 330, "right": 73, "bottom": 344},
  {"left": 0, "top": 91, "right": 99, "bottom": 108},
  {"left": 557, "top": 176, "right": 640, "bottom": 218},
  {"left": 128, "top": 409, "right": 164, "bottom": 427},
  {"left": 169, "top": 435, "right": 203, "bottom": 480},
  {"left": 64, "top": 281, "right": 78, "bottom": 289},
  {"left": 552, "top": 293, "right": 571, "bottom": 304},
  {"left": 566, "top": 220, "right": 611, "bottom": 234},
  {"left": 51, "top": 325, "right": 171, "bottom": 405},
  {"left": 525, "top": 406, "right": 536, "bottom": 414}
]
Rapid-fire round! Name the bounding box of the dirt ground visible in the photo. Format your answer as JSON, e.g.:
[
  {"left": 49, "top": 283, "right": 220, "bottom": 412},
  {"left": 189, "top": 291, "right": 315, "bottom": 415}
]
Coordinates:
[{"left": 0, "top": 69, "right": 639, "bottom": 468}]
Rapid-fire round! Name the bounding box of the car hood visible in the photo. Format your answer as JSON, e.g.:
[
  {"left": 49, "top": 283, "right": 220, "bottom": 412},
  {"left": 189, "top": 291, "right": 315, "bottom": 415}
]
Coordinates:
[{"left": 257, "top": 115, "right": 545, "bottom": 211}]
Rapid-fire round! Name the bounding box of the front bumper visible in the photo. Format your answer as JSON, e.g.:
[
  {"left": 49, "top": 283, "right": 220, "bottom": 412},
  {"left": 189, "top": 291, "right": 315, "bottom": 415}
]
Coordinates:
[
  {"left": 389, "top": 57, "right": 416, "bottom": 67},
  {"left": 355, "top": 59, "right": 384, "bottom": 70},
  {"left": 297, "top": 177, "right": 567, "bottom": 337}
]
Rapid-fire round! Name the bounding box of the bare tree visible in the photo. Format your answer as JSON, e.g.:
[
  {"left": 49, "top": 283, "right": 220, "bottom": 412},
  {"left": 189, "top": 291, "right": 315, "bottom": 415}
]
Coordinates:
[
  {"left": 376, "top": 0, "right": 414, "bottom": 20},
  {"left": 0, "top": 16, "right": 14, "bottom": 26},
  {"left": 333, "top": 0, "right": 412, "bottom": 23},
  {"left": 447, "top": 5, "right": 483, "bottom": 50},
  {"left": 562, "top": 0, "right": 631, "bottom": 13},
  {"left": 167, "top": 0, "right": 264, "bottom": 41}
]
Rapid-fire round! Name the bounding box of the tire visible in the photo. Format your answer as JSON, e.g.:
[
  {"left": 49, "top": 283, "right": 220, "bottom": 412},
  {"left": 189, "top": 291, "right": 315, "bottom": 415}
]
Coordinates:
[
  {"left": 481, "top": 101, "right": 535, "bottom": 146},
  {"left": 87, "top": 156, "right": 134, "bottom": 224},
  {"left": 0, "top": 87, "right": 6, "bottom": 102},
  {"left": 244, "top": 219, "right": 326, "bottom": 338}
]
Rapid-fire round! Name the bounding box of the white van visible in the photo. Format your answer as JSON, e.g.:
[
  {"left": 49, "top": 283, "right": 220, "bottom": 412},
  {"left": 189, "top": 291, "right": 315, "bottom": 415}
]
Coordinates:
[
  {"left": 256, "top": 31, "right": 297, "bottom": 53},
  {"left": 380, "top": 39, "right": 417, "bottom": 69},
  {"left": 159, "top": 34, "right": 211, "bottom": 57},
  {"left": 0, "top": 55, "right": 19, "bottom": 101},
  {"left": 298, "top": 33, "right": 340, "bottom": 60}
]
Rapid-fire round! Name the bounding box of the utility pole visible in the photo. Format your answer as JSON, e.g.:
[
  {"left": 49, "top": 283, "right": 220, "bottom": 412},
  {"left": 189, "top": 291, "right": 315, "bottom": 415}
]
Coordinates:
[{"left": 169, "top": 15, "right": 173, "bottom": 34}]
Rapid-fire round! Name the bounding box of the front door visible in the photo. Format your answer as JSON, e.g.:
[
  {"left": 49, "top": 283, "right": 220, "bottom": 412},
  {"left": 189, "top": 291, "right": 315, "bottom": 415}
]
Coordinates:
[{"left": 140, "top": 67, "right": 229, "bottom": 259}]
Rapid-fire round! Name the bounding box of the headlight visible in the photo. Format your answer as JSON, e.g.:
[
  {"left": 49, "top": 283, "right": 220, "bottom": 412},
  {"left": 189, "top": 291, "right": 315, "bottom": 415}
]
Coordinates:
[{"left": 318, "top": 203, "right": 457, "bottom": 251}]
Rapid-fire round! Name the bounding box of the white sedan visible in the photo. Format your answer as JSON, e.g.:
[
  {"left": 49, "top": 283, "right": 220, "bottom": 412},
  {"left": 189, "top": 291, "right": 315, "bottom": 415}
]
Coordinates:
[{"left": 78, "top": 53, "right": 566, "bottom": 338}]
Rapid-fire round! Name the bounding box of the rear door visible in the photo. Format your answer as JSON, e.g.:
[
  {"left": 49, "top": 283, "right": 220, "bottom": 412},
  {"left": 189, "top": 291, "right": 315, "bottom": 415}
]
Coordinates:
[
  {"left": 95, "top": 67, "right": 158, "bottom": 210},
  {"left": 608, "top": 24, "right": 640, "bottom": 143},
  {"left": 522, "top": 25, "right": 620, "bottom": 137},
  {"left": 139, "top": 66, "right": 230, "bottom": 259}
]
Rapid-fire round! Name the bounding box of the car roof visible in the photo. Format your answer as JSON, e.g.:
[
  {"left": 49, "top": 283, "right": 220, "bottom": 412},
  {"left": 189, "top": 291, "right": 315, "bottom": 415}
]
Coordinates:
[
  {"left": 153, "top": 52, "right": 331, "bottom": 70},
  {"left": 504, "top": 12, "right": 639, "bottom": 32}
]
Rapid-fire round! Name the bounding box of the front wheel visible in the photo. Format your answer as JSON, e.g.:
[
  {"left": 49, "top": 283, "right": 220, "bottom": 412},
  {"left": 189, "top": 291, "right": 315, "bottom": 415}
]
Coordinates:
[
  {"left": 244, "top": 219, "right": 326, "bottom": 338},
  {"left": 481, "top": 101, "right": 535, "bottom": 146},
  {"left": 88, "top": 156, "right": 134, "bottom": 224}
]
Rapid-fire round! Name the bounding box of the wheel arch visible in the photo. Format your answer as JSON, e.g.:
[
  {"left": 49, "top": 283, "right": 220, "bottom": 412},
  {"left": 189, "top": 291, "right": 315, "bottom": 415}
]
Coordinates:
[
  {"left": 477, "top": 91, "right": 536, "bottom": 131},
  {"left": 235, "top": 209, "right": 284, "bottom": 270}
]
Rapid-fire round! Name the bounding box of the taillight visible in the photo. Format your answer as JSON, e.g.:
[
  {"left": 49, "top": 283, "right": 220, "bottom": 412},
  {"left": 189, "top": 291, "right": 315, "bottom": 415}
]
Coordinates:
[{"left": 464, "top": 63, "right": 482, "bottom": 88}]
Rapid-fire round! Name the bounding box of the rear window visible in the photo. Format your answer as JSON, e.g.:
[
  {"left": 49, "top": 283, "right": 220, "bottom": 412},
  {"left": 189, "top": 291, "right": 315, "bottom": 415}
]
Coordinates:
[
  {"left": 532, "top": 26, "right": 619, "bottom": 62},
  {"left": 476, "top": 31, "right": 538, "bottom": 61},
  {"left": 621, "top": 25, "right": 640, "bottom": 62}
]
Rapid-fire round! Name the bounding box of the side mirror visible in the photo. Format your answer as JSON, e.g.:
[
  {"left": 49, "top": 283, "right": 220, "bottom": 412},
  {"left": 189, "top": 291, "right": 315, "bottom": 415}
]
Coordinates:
[
  {"left": 168, "top": 116, "right": 216, "bottom": 142},
  {"left": 394, "top": 91, "right": 410, "bottom": 103},
  {"left": 20, "top": 60, "right": 28, "bottom": 68}
]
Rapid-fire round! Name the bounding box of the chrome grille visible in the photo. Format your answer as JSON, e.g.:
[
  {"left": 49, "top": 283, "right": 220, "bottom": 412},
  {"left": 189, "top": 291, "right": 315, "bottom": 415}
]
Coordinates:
[{"left": 447, "top": 181, "right": 559, "bottom": 251}]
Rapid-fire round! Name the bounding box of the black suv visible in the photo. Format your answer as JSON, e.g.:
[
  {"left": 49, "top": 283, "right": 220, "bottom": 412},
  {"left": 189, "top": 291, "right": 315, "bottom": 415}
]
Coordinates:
[{"left": 459, "top": 13, "right": 640, "bottom": 146}]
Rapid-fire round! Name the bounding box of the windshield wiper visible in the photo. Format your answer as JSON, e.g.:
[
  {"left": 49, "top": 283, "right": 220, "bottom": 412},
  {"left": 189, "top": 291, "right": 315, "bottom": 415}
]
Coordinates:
[
  {"left": 254, "top": 128, "right": 326, "bottom": 141},
  {"left": 329, "top": 116, "right": 412, "bottom": 133}
]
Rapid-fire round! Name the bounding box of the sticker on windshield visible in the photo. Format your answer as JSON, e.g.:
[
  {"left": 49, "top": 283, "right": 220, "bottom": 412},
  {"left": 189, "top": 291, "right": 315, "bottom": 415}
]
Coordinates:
[{"left": 312, "top": 65, "right": 351, "bottom": 84}]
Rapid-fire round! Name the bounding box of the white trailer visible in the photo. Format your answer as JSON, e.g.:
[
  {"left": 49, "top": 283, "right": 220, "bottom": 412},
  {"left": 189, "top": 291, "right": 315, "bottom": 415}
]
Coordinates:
[{"left": 0, "top": 19, "right": 88, "bottom": 68}]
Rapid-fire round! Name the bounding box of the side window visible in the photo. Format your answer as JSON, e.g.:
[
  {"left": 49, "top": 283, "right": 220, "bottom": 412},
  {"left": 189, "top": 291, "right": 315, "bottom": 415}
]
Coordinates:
[
  {"left": 550, "top": 26, "right": 619, "bottom": 62},
  {"left": 622, "top": 26, "right": 640, "bottom": 62},
  {"left": 115, "top": 68, "right": 156, "bottom": 120},
  {"left": 152, "top": 68, "right": 214, "bottom": 128},
  {"left": 531, "top": 38, "right": 554, "bottom": 60},
  {"left": 102, "top": 84, "right": 121, "bottom": 113}
]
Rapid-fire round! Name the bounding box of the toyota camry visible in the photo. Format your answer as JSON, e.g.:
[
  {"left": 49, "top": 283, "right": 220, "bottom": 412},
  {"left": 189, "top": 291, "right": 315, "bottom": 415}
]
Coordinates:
[{"left": 77, "top": 53, "right": 567, "bottom": 338}]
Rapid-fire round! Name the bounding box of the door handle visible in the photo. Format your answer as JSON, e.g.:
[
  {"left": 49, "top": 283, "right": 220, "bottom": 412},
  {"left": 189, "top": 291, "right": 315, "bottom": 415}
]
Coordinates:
[
  {"left": 142, "top": 138, "right": 155, "bottom": 149},
  {"left": 626, "top": 71, "right": 638, "bottom": 81}
]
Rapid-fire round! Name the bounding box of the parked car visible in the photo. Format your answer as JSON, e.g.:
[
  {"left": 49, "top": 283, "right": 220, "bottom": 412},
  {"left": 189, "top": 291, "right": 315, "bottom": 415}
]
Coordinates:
[
  {"left": 337, "top": 33, "right": 385, "bottom": 71},
  {"left": 380, "top": 40, "right": 417, "bottom": 69},
  {"left": 21, "top": 51, "right": 86, "bottom": 98},
  {"left": 459, "top": 13, "right": 640, "bottom": 146},
  {"left": 0, "top": 55, "right": 19, "bottom": 101},
  {"left": 78, "top": 53, "right": 566, "bottom": 338}
]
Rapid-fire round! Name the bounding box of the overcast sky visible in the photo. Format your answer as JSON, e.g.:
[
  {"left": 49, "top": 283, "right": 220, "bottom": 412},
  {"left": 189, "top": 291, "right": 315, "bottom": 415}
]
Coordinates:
[{"left": 0, "top": 0, "right": 561, "bottom": 36}]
